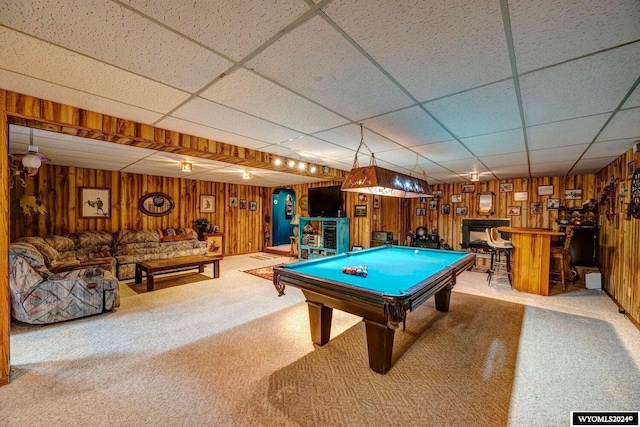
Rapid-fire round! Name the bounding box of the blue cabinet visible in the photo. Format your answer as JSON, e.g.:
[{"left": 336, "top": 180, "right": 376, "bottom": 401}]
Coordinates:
[{"left": 298, "top": 217, "right": 349, "bottom": 260}]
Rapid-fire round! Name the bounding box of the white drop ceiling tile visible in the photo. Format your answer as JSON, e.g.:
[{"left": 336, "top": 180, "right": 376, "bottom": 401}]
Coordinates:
[
  {"left": 461, "top": 129, "right": 525, "bottom": 157},
  {"left": 584, "top": 138, "right": 638, "bottom": 159},
  {"left": 120, "top": 165, "right": 193, "bottom": 178},
  {"left": 412, "top": 140, "right": 474, "bottom": 163},
  {"left": 437, "top": 159, "right": 489, "bottom": 174},
  {"left": 0, "top": 0, "right": 231, "bottom": 93},
  {"left": 124, "top": 0, "right": 308, "bottom": 61},
  {"left": 362, "top": 106, "right": 453, "bottom": 147},
  {"left": 596, "top": 107, "right": 640, "bottom": 142},
  {"left": 373, "top": 148, "right": 420, "bottom": 166},
  {"left": 425, "top": 173, "right": 466, "bottom": 184},
  {"left": 492, "top": 165, "right": 531, "bottom": 179},
  {"left": 520, "top": 43, "right": 640, "bottom": 126},
  {"left": 0, "top": 28, "right": 190, "bottom": 114},
  {"left": 573, "top": 157, "right": 620, "bottom": 173},
  {"left": 246, "top": 15, "right": 413, "bottom": 120},
  {"left": 279, "top": 136, "right": 355, "bottom": 161},
  {"left": 169, "top": 97, "right": 301, "bottom": 144},
  {"left": 529, "top": 160, "right": 576, "bottom": 175},
  {"left": 0, "top": 69, "right": 163, "bottom": 125},
  {"left": 527, "top": 114, "right": 610, "bottom": 150},
  {"left": 424, "top": 80, "right": 521, "bottom": 138},
  {"left": 201, "top": 69, "right": 348, "bottom": 133},
  {"left": 414, "top": 162, "right": 451, "bottom": 175},
  {"left": 29, "top": 130, "right": 158, "bottom": 158},
  {"left": 314, "top": 124, "right": 401, "bottom": 154},
  {"left": 155, "top": 117, "right": 268, "bottom": 150},
  {"left": 530, "top": 145, "right": 588, "bottom": 164},
  {"left": 325, "top": 0, "right": 511, "bottom": 101},
  {"left": 480, "top": 152, "right": 529, "bottom": 169},
  {"left": 256, "top": 144, "right": 298, "bottom": 158},
  {"left": 509, "top": 0, "right": 640, "bottom": 73},
  {"left": 623, "top": 84, "right": 640, "bottom": 109}
]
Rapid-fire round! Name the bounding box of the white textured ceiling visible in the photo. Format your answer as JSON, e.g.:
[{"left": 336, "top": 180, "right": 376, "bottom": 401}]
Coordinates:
[{"left": 2, "top": 0, "right": 640, "bottom": 186}]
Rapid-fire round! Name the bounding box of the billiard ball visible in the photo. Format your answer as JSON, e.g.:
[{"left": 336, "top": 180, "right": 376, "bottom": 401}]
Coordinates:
[{"left": 414, "top": 249, "right": 419, "bottom": 254}]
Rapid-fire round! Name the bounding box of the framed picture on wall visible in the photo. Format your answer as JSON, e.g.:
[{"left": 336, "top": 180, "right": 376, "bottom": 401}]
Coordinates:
[
  {"left": 355, "top": 205, "right": 367, "bottom": 217},
  {"left": 451, "top": 194, "right": 462, "bottom": 203},
  {"left": 537, "top": 185, "right": 554, "bottom": 196},
  {"left": 565, "top": 189, "right": 583, "bottom": 200},
  {"left": 461, "top": 184, "right": 475, "bottom": 193},
  {"left": 514, "top": 191, "right": 528, "bottom": 201},
  {"left": 230, "top": 197, "right": 238, "bottom": 207},
  {"left": 546, "top": 198, "right": 560, "bottom": 210},
  {"left": 200, "top": 195, "right": 215, "bottom": 213},
  {"left": 440, "top": 204, "right": 450, "bottom": 215},
  {"left": 249, "top": 201, "right": 257, "bottom": 211},
  {"left": 240, "top": 199, "right": 247, "bottom": 209},
  {"left": 432, "top": 190, "right": 443, "bottom": 199},
  {"left": 429, "top": 200, "right": 438, "bottom": 210},
  {"left": 373, "top": 194, "right": 381, "bottom": 209},
  {"left": 418, "top": 196, "right": 427, "bottom": 204},
  {"left": 530, "top": 202, "right": 542, "bottom": 214},
  {"left": 416, "top": 208, "right": 426, "bottom": 216},
  {"left": 79, "top": 187, "right": 111, "bottom": 219},
  {"left": 456, "top": 206, "right": 468, "bottom": 216},
  {"left": 500, "top": 183, "right": 514, "bottom": 192},
  {"left": 507, "top": 206, "right": 521, "bottom": 216}
]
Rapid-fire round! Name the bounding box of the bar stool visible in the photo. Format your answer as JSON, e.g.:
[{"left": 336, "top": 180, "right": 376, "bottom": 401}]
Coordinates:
[
  {"left": 550, "top": 226, "right": 575, "bottom": 292},
  {"left": 486, "top": 228, "right": 512, "bottom": 287}
]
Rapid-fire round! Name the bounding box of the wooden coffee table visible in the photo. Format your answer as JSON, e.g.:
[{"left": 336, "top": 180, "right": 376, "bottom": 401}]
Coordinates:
[{"left": 135, "top": 255, "right": 220, "bottom": 292}]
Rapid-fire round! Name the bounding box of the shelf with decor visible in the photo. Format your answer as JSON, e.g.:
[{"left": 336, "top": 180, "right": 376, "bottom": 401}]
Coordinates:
[{"left": 298, "top": 217, "right": 350, "bottom": 260}]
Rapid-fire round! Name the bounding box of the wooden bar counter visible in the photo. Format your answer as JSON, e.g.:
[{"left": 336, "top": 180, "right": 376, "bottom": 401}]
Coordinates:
[{"left": 498, "top": 227, "right": 564, "bottom": 296}]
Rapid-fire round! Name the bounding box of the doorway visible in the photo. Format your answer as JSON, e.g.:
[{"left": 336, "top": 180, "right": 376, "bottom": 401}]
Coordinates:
[{"left": 271, "top": 188, "right": 296, "bottom": 246}]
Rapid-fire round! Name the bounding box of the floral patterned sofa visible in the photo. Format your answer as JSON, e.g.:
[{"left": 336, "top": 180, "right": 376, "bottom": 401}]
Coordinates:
[{"left": 9, "top": 242, "right": 120, "bottom": 324}]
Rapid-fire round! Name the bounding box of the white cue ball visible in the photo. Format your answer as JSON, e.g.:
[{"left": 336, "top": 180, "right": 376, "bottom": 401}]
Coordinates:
[{"left": 414, "top": 249, "right": 419, "bottom": 254}]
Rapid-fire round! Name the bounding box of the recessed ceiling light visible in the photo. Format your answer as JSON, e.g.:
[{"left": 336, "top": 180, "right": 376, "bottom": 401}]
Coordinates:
[
  {"left": 274, "top": 158, "right": 282, "bottom": 166},
  {"left": 298, "top": 162, "right": 306, "bottom": 170},
  {"left": 470, "top": 173, "right": 479, "bottom": 181},
  {"left": 180, "top": 161, "right": 192, "bottom": 172},
  {"left": 287, "top": 160, "right": 296, "bottom": 167},
  {"left": 310, "top": 165, "right": 317, "bottom": 173}
]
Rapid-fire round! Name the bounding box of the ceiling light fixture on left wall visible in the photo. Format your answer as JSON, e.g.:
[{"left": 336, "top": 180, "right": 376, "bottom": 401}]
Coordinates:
[{"left": 180, "top": 161, "right": 192, "bottom": 172}]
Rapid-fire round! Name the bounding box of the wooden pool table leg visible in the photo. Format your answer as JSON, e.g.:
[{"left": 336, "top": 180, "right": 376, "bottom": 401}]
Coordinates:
[
  {"left": 306, "top": 301, "right": 333, "bottom": 346},
  {"left": 434, "top": 285, "right": 452, "bottom": 312},
  {"left": 363, "top": 320, "right": 395, "bottom": 375}
]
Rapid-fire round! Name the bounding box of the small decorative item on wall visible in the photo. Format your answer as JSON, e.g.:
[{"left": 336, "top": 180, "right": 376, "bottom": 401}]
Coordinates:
[
  {"left": 79, "top": 187, "right": 111, "bottom": 218},
  {"left": 461, "top": 184, "right": 475, "bottom": 193},
  {"left": 206, "top": 234, "right": 223, "bottom": 257},
  {"left": 355, "top": 205, "right": 367, "bottom": 217},
  {"left": 358, "top": 193, "right": 368, "bottom": 202},
  {"left": 200, "top": 195, "right": 215, "bottom": 213},
  {"left": 456, "top": 206, "right": 468, "bottom": 216},
  {"left": 432, "top": 190, "right": 443, "bottom": 199},
  {"left": 537, "top": 185, "right": 554, "bottom": 196},
  {"left": 546, "top": 198, "right": 560, "bottom": 210},
  {"left": 514, "top": 191, "right": 528, "bottom": 201},
  {"left": 418, "top": 196, "right": 427, "bottom": 204},
  {"left": 138, "top": 192, "right": 174, "bottom": 217},
  {"left": 500, "top": 183, "right": 514, "bottom": 192},
  {"left": 507, "top": 206, "right": 521, "bottom": 216},
  {"left": 299, "top": 195, "right": 308, "bottom": 211},
  {"left": 565, "top": 188, "right": 583, "bottom": 200},
  {"left": 416, "top": 207, "right": 426, "bottom": 216},
  {"left": 249, "top": 201, "right": 257, "bottom": 211},
  {"left": 373, "top": 194, "right": 380, "bottom": 209},
  {"left": 440, "top": 204, "right": 450, "bottom": 215},
  {"left": 451, "top": 194, "right": 462, "bottom": 203},
  {"left": 429, "top": 200, "right": 438, "bottom": 210},
  {"left": 628, "top": 161, "right": 635, "bottom": 177},
  {"left": 240, "top": 199, "right": 247, "bottom": 209},
  {"left": 530, "top": 202, "right": 542, "bottom": 214},
  {"left": 230, "top": 197, "right": 238, "bottom": 207}
]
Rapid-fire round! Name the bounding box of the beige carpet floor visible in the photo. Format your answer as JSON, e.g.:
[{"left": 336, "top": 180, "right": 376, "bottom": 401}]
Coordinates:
[{"left": 2, "top": 254, "right": 639, "bottom": 426}]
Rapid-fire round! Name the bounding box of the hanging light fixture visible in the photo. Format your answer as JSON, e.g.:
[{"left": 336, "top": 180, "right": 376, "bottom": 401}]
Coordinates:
[
  {"left": 470, "top": 173, "right": 479, "bottom": 182},
  {"left": 180, "top": 161, "right": 192, "bottom": 172},
  {"left": 341, "top": 124, "right": 432, "bottom": 198}
]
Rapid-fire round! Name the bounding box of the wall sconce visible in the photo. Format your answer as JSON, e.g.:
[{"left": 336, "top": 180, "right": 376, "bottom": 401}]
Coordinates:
[
  {"left": 180, "top": 161, "right": 192, "bottom": 172},
  {"left": 243, "top": 170, "right": 252, "bottom": 180}
]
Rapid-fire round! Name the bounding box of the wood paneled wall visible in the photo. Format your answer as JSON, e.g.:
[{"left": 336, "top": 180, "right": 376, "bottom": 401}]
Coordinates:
[
  {"left": 596, "top": 148, "right": 640, "bottom": 326},
  {"left": 1, "top": 106, "right": 10, "bottom": 386},
  {"left": 10, "top": 165, "right": 268, "bottom": 255}
]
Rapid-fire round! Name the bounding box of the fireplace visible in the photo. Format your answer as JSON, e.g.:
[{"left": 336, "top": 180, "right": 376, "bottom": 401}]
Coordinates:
[{"left": 461, "top": 219, "right": 511, "bottom": 250}]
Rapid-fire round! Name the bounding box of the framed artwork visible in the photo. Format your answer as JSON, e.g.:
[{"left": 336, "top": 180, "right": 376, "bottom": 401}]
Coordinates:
[
  {"left": 357, "top": 193, "right": 368, "bottom": 203},
  {"left": 230, "top": 197, "right": 238, "bottom": 207},
  {"left": 354, "top": 205, "right": 367, "bottom": 217},
  {"left": 507, "top": 206, "right": 521, "bottom": 216},
  {"left": 500, "top": 183, "right": 513, "bottom": 192},
  {"left": 206, "top": 234, "right": 223, "bottom": 257},
  {"left": 456, "top": 206, "right": 468, "bottom": 216},
  {"left": 514, "top": 191, "right": 528, "bottom": 201},
  {"left": 249, "top": 201, "right": 257, "bottom": 211},
  {"left": 418, "top": 196, "right": 427, "bottom": 204},
  {"left": 416, "top": 208, "right": 426, "bottom": 216},
  {"left": 565, "top": 189, "right": 583, "bottom": 200},
  {"left": 373, "top": 194, "right": 381, "bottom": 209},
  {"left": 429, "top": 200, "right": 438, "bottom": 210},
  {"left": 432, "top": 190, "right": 443, "bottom": 199},
  {"left": 530, "top": 202, "right": 542, "bottom": 214},
  {"left": 461, "top": 184, "right": 475, "bottom": 193},
  {"left": 240, "top": 199, "right": 247, "bottom": 209},
  {"left": 440, "top": 204, "right": 450, "bottom": 215},
  {"left": 537, "top": 185, "right": 554, "bottom": 196},
  {"left": 138, "top": 192, "right": 174, "bottom": 217},
  {"left": 200, "top": 195, "right": 215, "bottom": 213},
  {"left": 299, "top": 195, "right": 309, "bottom": 211},
  {"left": 451, "top": 194, "right": 462, "bottom": 203},
  {"left": 546, "top": 198, "right": 560, "bottom": 210},
  {"left": 79, "top": 187, "right": 111, "bottom": 219},
  {"left": 629, "top": 161, "right": 635, "bottom": 177}
]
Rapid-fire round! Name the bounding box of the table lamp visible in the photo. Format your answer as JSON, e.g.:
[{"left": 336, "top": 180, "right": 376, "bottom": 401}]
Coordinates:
[{"left": 290, "top": 214, "right": 300, "bottom": 237}]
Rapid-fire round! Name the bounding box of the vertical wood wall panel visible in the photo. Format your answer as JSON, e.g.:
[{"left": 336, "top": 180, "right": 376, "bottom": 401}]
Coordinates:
[{"left": 1, "top": 106, "right": 11, "bottom": 385}]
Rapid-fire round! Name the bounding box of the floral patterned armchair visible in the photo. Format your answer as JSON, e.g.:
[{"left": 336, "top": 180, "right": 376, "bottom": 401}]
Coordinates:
[{"left": 9, "top": 242, "right": 120, "bottom": 325}]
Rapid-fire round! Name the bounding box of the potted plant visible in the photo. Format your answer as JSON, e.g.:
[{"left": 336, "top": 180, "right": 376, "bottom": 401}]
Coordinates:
[{"left": 194, "top": 218, "right": 211, "bottom": 234}]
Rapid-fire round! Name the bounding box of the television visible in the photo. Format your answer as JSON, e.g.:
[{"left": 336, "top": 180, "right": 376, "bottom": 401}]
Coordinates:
[{"left": 308, "top": 185, "right": 343, "bottom": 217}]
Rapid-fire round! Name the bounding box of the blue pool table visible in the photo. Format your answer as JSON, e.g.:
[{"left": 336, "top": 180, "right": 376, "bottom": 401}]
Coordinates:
[{"left": 273, "top": 245, "right": 476, "bottom": 374}]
